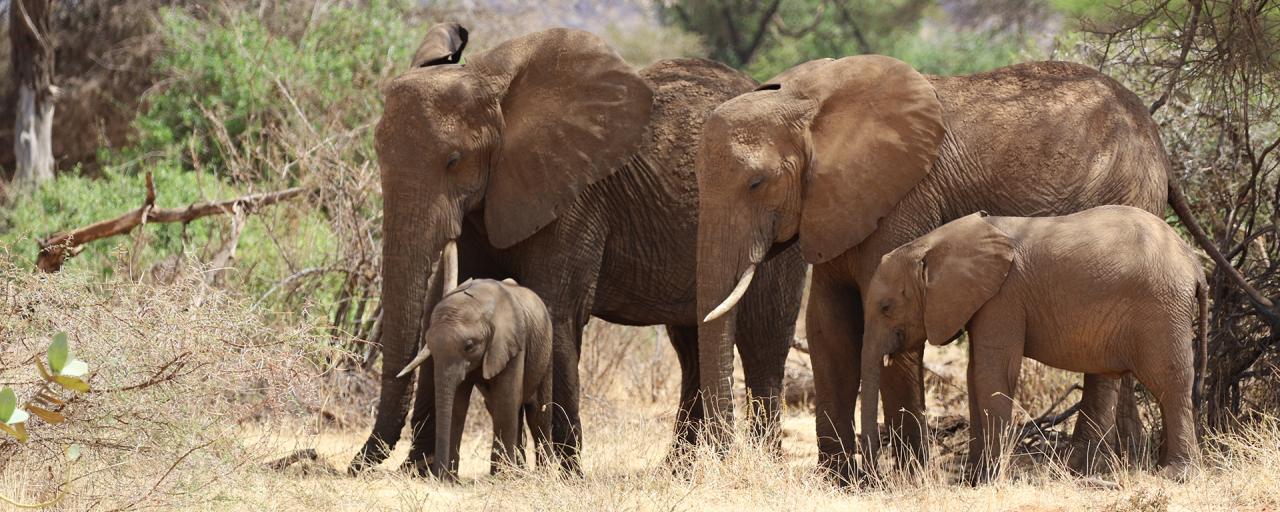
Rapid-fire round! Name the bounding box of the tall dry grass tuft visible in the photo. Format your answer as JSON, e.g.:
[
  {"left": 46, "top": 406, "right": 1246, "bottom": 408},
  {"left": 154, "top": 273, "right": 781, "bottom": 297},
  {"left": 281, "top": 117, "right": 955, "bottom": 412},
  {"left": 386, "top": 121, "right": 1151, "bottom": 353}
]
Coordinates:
[{"left": 0, "top": 256, "right": 332, "bottom": 509}]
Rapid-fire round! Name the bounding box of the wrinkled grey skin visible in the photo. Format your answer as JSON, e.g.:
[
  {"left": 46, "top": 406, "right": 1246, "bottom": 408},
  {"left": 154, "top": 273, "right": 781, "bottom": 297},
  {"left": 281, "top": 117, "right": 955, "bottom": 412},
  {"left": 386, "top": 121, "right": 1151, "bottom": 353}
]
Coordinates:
[
  {"left": 397, "top": 279, "right": 553, "bottom": 482},
  {"left": 350, "top": 25, "right": 807, "bottom": 475}
]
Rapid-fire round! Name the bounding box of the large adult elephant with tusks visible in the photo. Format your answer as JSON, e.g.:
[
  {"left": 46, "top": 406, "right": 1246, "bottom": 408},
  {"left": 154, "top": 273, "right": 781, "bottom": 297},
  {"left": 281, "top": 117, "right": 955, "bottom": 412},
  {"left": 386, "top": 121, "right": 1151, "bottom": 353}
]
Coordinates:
[
  {"left": 349, "top": 23, "right": 806, "bottom": 475},
  {"left": 693, "top": 55, "right": 1174, "bottom": 481}
]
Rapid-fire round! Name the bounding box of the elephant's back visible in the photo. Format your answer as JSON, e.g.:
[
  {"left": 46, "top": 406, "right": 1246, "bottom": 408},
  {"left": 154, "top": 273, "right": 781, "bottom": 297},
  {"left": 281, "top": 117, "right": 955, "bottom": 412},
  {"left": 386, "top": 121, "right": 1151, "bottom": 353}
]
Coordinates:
[
  {"left": 636, "top": 58, "right": 759, "bottom": 205},
  {"left": 932, "top": 60, "right": 1169, "bottom": 216}
]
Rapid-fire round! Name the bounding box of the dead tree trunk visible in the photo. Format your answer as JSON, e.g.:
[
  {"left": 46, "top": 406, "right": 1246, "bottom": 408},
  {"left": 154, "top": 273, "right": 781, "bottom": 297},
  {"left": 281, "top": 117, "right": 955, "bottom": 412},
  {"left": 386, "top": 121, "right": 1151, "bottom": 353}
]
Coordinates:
[{"left": 10, "top": 0, "right": 57, "bottom": 189}]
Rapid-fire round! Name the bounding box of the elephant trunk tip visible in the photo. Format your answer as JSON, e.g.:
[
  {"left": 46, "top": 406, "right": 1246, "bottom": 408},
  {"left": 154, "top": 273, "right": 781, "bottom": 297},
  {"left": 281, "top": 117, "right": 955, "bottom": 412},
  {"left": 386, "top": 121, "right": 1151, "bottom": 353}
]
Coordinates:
[{"left": 703, "top": 263, "right": 756, "bottom": 323}]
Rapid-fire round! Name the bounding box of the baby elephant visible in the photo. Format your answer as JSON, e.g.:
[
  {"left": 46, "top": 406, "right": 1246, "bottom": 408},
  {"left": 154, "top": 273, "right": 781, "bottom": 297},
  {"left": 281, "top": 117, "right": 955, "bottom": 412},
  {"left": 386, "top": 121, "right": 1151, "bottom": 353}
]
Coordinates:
[
  {"left": 398, "top": 278, "right": 553, "bottom": 481},
  {"left": 858, "top": 206, "right": 1207, "bottom": 483}
]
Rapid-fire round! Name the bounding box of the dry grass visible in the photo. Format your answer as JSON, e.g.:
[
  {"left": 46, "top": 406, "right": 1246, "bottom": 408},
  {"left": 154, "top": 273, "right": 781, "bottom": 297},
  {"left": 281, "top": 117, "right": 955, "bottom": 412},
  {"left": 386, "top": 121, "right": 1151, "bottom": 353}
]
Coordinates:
[{"left": 2, "top": 260, "right": 1279, "bottom": 511}]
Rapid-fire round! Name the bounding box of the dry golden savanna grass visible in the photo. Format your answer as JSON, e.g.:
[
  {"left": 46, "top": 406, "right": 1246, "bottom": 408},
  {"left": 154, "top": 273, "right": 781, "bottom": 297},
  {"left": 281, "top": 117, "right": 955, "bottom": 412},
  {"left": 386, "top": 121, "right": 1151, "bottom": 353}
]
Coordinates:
[{"left": 1, "top": 261, "right": 1279, "bottom": 511}]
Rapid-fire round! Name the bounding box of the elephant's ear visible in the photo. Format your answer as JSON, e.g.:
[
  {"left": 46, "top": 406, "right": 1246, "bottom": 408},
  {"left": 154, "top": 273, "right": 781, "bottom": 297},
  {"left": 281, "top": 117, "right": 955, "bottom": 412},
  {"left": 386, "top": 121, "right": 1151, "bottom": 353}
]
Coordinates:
[
  {"left": 482, "top": 287, "right": 522, "bottom": 380},
  {"left": 470, "top": 28, "right": 654, "bottom": 249},
  {"left": 785, "top": 56, "right": 945, "bottom": 264},
  {"left": 921, "top": 213, "right": 1014, "bottom": 345},
  {"left": 411, "top": 22, "right": 468, "bottom": 68}
]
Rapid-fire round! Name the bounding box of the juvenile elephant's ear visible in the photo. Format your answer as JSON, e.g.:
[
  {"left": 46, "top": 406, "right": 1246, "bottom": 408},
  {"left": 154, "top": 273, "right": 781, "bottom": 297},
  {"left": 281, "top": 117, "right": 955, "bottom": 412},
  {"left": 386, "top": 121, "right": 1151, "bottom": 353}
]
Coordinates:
[
  {"left": 470, "top": 28, "right": 654, "bottom": 249},
  {"left": 482, "top": 287, "right": 522, "bottom": 380},
  {"left": 783, "top": 56, "right": 945, "bottom": 264},
  {"left": 411, "top": 22, "right": 468, "bottom": 68},
  {"left": 921, "top": 213, "right": 1014, "bottom": 345}
]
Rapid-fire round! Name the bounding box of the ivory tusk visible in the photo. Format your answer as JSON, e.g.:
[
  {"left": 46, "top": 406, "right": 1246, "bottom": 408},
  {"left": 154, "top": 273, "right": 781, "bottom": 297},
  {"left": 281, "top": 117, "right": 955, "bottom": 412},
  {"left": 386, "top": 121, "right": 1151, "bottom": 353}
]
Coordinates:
[
  {"left": 703, "top": 264, "right": 756, "bottom": 323},
  {"left": 397, "top": 347, "right": 432, "bottom": 378},
  {"left": 441, "top": 240, "right": 458, "bottom": 293}
]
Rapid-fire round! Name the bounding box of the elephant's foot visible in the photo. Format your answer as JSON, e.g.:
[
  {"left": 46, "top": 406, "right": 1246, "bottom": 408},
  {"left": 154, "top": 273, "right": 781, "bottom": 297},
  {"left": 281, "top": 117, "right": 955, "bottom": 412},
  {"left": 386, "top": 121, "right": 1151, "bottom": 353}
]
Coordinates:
[
  {"left": 347, "top": 439, "right": 393, "bottom": 476},
  {"left": 817, "top": 451, "right": 858, "bottom": 487},
  {"left": 1067, "top": 440, "right": 1117, "bottom": 476},
  {"left": 400, "top": 451, "right": 435, "bottom": 477},
  {"left": 963, "top": 459, "right": 1000, "bottom": 486},
  {"left": 1157, "top": 460, "right": 1197, "bottom": 482}
]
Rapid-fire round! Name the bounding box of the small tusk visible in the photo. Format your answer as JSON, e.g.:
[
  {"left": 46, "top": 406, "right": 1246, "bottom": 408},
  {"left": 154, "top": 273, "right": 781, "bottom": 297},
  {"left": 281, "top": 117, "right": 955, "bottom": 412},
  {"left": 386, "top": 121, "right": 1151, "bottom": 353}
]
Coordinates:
[
  {"left": 441, "top": 240, "right": 458, "bottom": 293},
  {"left": 397, "top": 348, "right": 431, "bottom": 378},
  {"left": 703, "top": 264, "right": 756, "bottom": 323}
]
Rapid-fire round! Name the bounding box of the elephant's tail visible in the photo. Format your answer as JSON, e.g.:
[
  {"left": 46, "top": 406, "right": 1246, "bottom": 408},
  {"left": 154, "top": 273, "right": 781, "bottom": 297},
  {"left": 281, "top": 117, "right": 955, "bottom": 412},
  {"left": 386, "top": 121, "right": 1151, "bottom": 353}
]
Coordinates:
[{"left": 1193, "top": 277, "right": 1209, "bottom": 433}]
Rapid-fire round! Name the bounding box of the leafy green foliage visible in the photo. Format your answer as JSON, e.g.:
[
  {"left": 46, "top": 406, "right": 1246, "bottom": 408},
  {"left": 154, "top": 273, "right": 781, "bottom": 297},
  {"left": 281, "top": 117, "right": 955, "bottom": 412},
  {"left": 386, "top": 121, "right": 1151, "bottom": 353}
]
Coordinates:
[
  {"left": 664, "top": 0, "right": 1047, "bottom": 80},
  {"left": 0, "top": 388, "right": 29, "bottom": 426}
]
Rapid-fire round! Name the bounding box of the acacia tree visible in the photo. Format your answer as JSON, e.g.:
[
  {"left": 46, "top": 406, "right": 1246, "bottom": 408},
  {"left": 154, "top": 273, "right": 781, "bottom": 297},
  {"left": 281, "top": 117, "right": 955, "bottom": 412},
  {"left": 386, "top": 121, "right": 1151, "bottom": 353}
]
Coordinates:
[
  {"left": 1079, "top": 0, "right": 1280, "bottom": 428},
  {"left": 9, "top": 0, "right": 56, "bottom": 189}
]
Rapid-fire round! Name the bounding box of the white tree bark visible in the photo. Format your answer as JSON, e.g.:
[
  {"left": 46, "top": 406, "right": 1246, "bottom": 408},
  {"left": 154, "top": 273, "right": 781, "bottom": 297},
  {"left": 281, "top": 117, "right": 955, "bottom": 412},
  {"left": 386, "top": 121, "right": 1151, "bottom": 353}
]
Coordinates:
[{"left": 13, "top": 84, "right": 55, "bottom": 188}]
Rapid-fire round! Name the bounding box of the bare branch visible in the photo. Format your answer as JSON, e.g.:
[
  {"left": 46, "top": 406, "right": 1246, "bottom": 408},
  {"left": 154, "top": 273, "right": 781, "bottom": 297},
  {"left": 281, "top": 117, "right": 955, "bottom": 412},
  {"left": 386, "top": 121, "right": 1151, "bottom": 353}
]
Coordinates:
[{"left": 36, "top": 172, "right": 308, "bottom": 273}]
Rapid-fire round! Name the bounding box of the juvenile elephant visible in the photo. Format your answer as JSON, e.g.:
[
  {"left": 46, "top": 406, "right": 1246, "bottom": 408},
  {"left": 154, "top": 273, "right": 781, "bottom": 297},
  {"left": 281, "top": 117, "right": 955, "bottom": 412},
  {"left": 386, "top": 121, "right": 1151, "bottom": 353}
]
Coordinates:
[
  {"left": 858, "top": 208, "right": 1208, "bottom": 483},
  {"left": 397, "top": 279, "right": 553, "bottom": 482},
  {"left": 350, "top": 24, "right": 807, "bottom": 474},
  {"left": 693, "top": 55, "right": 1172, "bottom": 480}
]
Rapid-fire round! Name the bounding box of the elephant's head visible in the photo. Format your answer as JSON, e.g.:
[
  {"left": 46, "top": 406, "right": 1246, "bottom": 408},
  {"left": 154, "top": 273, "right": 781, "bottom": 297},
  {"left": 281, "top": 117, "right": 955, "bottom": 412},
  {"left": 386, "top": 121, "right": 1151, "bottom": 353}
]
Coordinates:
[
  {"left": 698, "top": 55, "right": 946, "bottom": 323},
  {"left": 396, "top": 279, "right": 543, "bottom": 480},
  {"left": 694, "top": 55, "right": 945, "bottom": 427},
  {"left": 857, "top": 213, "right": 1013, "bottom": 472},
  {"left": 358, "top": 24, "right": 652, "bottom": 472}
]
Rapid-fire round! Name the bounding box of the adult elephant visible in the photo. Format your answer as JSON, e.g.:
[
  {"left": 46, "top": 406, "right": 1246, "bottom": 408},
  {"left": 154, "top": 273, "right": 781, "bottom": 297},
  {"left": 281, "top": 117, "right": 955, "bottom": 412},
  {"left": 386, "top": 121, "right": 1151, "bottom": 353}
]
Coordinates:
[
  {"left": 694, "top": 55, "right": 1170, "bottom": 480},
  {"left": 349, "top": 24, "right": 807, "bottom": 474}
]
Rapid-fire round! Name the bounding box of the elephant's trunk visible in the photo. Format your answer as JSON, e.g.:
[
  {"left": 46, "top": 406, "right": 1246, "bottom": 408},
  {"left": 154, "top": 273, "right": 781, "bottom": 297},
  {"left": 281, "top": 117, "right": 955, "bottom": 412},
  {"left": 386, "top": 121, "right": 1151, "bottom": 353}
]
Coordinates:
[
  {"left": 859, "top": 333, "right": 886, "bottom": 478},
  {"left": 350, "top": 189, "right": 462, "bottom": 473},
  {"left": 432, "top": 361, "right": 467, "bottom": 482},
  {"left": 695, "top": 214, "right": 767, "bottom": 443}
]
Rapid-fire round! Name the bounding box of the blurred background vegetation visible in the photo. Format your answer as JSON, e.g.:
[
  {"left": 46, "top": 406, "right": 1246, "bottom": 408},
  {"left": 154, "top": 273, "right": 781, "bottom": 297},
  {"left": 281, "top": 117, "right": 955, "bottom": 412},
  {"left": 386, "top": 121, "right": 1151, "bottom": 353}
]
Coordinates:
[{"left": 0, "top": 0, "right": 1276, "bottom": 441}]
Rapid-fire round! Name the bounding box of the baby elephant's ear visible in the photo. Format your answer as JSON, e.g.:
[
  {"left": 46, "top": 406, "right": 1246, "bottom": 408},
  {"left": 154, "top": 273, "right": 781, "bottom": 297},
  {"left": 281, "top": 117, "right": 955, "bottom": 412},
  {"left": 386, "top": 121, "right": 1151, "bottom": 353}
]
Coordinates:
[
  {"left": 483, "top": 288, "right": 523, "bottom": 380},
  {"left": 921, "top": 213, "right": 1014, "bottom": 345}
]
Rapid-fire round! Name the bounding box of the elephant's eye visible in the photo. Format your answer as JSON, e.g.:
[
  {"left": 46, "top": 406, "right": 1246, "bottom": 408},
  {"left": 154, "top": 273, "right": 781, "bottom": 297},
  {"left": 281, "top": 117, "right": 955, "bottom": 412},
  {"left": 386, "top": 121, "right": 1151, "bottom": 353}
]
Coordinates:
[
  {"left": 880, "top": 301, "right": 892, "bottom": 317},
  {"left": 748, "top": 174, "right": 765, "bottom": 191},
  {"left": 463, "top": 338, "right": 476, "bottom": 350},
  {"left": 446, "top": 150, "right": 462, "bottom": 169}
]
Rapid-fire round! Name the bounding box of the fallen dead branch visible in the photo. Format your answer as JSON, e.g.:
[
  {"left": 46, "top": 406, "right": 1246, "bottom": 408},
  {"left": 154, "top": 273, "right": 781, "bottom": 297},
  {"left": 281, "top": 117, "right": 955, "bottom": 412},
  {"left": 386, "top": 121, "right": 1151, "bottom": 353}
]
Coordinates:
[{"left": 36, "top": 171, "right": 307, "bottom": 272}]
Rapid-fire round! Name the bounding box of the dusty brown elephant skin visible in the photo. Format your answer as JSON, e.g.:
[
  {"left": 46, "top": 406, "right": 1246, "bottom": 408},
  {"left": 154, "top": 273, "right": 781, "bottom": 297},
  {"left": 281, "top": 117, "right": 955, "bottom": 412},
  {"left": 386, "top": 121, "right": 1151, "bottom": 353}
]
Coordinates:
[
  {"left": 694, "top": 55, "right": 1169, "bottom": 481},
  {"left": 395, "top": 279, "right": 554, "bottom": 482},
  {"left": 858, "top": 208, "right": 1208, "bottom": 483},
  {"left": 349, "top": 25, "right": 807, "bottom": 475}
]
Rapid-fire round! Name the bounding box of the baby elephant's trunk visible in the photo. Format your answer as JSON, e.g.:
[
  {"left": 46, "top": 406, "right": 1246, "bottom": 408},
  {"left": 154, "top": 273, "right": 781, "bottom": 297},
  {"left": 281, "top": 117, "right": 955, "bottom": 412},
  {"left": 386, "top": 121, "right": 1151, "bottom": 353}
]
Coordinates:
[
  {"left": 432, "top": 363, "right": 468, "bottom": 482},
  {"left": 859, "top": 343, "right": 885, "bottom": 479}
]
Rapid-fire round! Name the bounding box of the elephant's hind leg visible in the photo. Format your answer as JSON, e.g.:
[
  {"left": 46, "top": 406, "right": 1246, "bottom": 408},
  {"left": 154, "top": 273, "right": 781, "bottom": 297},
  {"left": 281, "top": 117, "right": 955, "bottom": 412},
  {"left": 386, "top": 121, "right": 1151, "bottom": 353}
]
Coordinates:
[
  {"left": 1068, "top": 373, "right": 1121, "bottom": 475},
  {"left": 666, "top": 325, "right": 706, "bottom": 463},
  {"left": 1131, "top": 332, "right": 1199, "bottom": 480}
]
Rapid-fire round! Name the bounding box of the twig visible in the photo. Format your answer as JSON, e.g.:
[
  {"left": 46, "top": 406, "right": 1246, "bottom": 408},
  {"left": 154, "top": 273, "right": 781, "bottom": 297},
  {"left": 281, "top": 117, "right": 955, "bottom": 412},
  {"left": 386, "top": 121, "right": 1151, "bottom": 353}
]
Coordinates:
[{"left": 36, "top": 171, "right": 307, "bottom": 273}]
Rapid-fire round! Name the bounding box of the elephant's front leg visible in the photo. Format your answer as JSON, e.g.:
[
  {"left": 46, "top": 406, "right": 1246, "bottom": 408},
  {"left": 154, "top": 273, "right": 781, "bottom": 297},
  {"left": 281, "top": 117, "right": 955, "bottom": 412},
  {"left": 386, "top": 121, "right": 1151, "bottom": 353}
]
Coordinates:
[
  {"left": 806, "top": 272, "right": 863, "bottom": 483},
  {"left": 879, "top": 349, "right": 928, "bottom": 471},
  {"left": 735, "top": 247, "right": 806, "bottom": 453},
  {"left": 403, "top": 360, "right": 438, "bottom": 475},
  {"left": 548, "top": 311, "right": 589, "bottom": 475},
  {"left": 485, "top": 382, "right": 526, "bottom": 475},
  {"left": 963, "top": 321, "right": 1025, "bottom": 485}
]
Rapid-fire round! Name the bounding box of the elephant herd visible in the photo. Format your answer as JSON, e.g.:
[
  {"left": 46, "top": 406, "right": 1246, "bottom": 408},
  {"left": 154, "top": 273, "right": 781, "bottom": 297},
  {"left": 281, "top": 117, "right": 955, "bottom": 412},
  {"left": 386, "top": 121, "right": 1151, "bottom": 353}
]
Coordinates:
[{"left": 347, "top": 22, "right": 1207, "bottom": 485}]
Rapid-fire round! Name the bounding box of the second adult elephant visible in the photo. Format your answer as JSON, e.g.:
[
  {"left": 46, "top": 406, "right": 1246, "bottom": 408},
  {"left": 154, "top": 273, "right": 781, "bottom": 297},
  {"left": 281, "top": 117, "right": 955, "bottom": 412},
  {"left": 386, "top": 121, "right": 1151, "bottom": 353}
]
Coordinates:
[
  {"left": 349, "top": 25, "right": 807, "bottom": 474},
  {"left": 694, "top": 55, "right": 1170, "bottom": 480}
]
